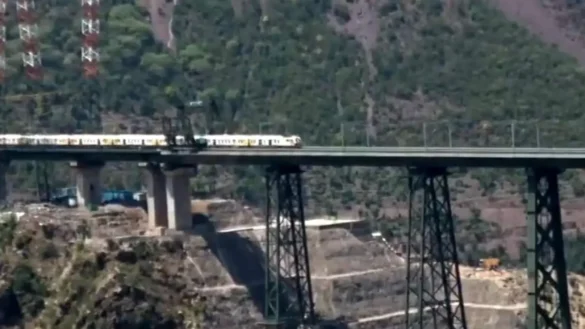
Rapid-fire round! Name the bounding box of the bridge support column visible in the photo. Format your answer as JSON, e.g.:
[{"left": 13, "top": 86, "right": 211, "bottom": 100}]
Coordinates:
[
  {"left": 70, "top": 161, "right": 103, "bottom": 209},
  {"left": 525, "top": 168, "right": 572, "bottom": 329},
  {"left": 0, "top": 161, "right": 8, "bottom": 205},
  {"left": 139, "top": 162, "right": 168, "bottom": 228},
  {"left": 262, "top": 165, "right": 315, "bottom": 329},
  {"left": 163, "top": 165, "right": 194, "bottom": 230},
  {"left": 404, "top": 167, "right": 468, "bottom": 329}
]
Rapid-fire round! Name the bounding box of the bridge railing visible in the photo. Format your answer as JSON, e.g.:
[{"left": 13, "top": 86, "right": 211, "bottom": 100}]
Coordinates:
[
  {"left": 23, "top": 118, "right": 579, "bottom": 149},
  {"left": 276, "top": 120, "right": 585, "bottom": 148}
]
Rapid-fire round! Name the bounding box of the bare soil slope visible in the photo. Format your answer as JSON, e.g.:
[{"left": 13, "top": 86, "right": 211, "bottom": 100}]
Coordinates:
[
  {"left": 489, "top": 0, "right": 585, "bottom": 65},
  {"left": 139, "top": 0, "right": 177, "bottom": 50}
]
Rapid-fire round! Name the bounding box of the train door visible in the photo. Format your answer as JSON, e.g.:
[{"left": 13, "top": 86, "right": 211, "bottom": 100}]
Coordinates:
[
  {"left": 143, "top": 136, "right": 156, "bottom": 146},
  {"left": 155, "top": 135, "right": 167, "bottom": 146},
  {"left": 237, "top": 137, "right": 248, "bottom": 147},
  {"left": 57, "top": 135, "right": 70, "bottom": 146},
  {"left": 100, "top": 136, "right": 113, "bottom": 146},
  {"left": 249, "top": 136, "right": 259, "bottom": 147},
  {"left": 69, "top": 135, "right": 82, "bottom": 146}
]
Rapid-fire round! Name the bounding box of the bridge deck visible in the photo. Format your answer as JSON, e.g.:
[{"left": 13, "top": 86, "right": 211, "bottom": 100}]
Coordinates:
[{"left": 1, "top": 146, "right": 585, "bottom": 168}]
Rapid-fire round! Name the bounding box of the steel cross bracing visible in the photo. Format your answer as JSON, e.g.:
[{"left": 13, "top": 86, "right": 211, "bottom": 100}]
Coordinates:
[
  {"left": 16, "top": 0, "right": 41, "bottom": 79},
  {"left": 404, "top": 167, "right": 468, "bottom": 329},
  {"left": 263, "top": 165, "right": 315, "bottom": 329},
  {"left": 525, "top": 168, "right": 572, "bottom": 329},
  {"left": 81, "top": 0, "right": 100, "bottom": 77},
  {"left": 0, "top": 0, "right": 6, "bottom": 79}
]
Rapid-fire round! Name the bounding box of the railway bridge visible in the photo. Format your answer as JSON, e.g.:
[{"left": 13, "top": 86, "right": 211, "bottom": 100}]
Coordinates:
[{"left": 0, "top": 144, "right": 581, "bottom": 329}]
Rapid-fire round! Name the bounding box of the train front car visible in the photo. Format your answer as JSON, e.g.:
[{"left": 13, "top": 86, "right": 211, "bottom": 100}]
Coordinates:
[{"left": 290, "top": 135, "right": 303, "bottom": 148}]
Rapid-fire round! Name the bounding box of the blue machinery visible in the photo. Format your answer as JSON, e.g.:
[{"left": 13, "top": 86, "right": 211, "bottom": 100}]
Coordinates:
[{"left": 50, "top": 187, "right": 138, "bottom": 207}]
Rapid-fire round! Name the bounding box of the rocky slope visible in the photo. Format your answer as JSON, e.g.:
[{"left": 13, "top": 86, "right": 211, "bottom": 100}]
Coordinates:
[{"left": 1, "top": 200, "right": 584, "bottom": 328}]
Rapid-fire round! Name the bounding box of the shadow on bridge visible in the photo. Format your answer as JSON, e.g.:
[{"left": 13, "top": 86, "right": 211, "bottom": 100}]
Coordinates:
[{"left": 190, "top": 213, "right": 349, "bottom": 329}]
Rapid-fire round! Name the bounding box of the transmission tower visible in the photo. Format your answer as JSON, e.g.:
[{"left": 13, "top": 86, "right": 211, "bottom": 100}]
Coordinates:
[
  {"left": 0, "top": 0, "right": 6, "bottom": 82},
  {"left": 81, "top": 0, "right": 100, "bottom": 77},
  {"left": 16, "top": 0, "right": 42, "bottom": 80}
]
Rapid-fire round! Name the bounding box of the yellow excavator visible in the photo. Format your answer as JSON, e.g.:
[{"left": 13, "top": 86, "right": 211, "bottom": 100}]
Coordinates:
[{"left": 479, "top": 258, "right": 501, "bottom": 271}]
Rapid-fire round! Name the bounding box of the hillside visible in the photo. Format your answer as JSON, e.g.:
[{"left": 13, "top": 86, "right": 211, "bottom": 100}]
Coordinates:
[
  {"left": 2, "top": 201, "right": 585, "bottom": 328},
  {"left": 2, "top": 0, "right": 585, "bottom": 297}
]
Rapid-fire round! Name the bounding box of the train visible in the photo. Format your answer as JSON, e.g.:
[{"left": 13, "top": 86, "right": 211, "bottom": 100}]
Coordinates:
[{"left": 0, "top": 134, "right": 303, "bottom": 148}]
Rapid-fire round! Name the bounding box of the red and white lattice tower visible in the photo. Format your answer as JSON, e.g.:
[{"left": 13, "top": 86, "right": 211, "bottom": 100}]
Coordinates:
[
  {"left": 0, "top": 0, "right": 6, "bottom": 82},
  {"left": 81, "top": 0, "right": 100, "bottom": 77},
  {"left": 16, "top": 0, "right": 42, "bottom": 80}
]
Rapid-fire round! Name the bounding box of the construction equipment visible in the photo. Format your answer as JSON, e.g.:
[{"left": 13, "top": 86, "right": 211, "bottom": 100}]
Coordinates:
[{"left": 479, "top": 258, "right": 501, "bottom": 271}]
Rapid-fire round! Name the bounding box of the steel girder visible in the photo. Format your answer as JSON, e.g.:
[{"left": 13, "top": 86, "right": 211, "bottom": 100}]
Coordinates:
[
  {"left": 525, "top": 168, "right": 572, "bottom": 329},
  {"left": 263, "top": 165, "right": 315, "bottom": 328},
  {"left": 405, "top": 167, "right": 468, "bottom": 329}
]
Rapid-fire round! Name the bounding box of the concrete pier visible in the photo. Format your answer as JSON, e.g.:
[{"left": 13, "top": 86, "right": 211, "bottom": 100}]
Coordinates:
[
  {"left": 139, "top": 162, "right": 168, "bottom": 228},
  {"left": 164, "top": 166, "right": 195, "bottom": 230},
  {"left": 70, "top": 161, "right": 103, "bottom": 208},
  {"left": 0, "top": 161, "right": 8, "bottom": 204}
]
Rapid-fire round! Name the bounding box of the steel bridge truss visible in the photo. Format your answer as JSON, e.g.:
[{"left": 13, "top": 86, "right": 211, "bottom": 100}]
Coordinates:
[
  {"left": 405, "top": 167, "right": 468, "bottom": 329},
  {"left": 263, "top": 165, "right": 315, "bottom": 328},
  {"left": 525, "top": 168, "right": 572, "bottom": 329}
]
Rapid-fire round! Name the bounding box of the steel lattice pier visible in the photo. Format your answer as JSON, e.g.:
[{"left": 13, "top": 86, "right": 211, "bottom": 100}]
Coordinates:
[
  {"left": 525, "top": 168, "right": 572, "bottom": 329},
  {"left": 263, "top": 165, "right": 315, "bottom": 329},
  {"left": 405, "top": 167, "right": 468, "bottom": 329}
]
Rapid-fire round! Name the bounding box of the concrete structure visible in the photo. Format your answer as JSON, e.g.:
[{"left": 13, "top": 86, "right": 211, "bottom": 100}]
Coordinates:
[
  {"left": 0, "top": 161, "right": 8, "bottom": 204},
  {"left": 159, "top": 146, "right": 585, "bottom": 167},
  {"left": 70, "top": 161, "right": 103, "bottom": 208},
  {"left": 7, "top": 145, "right": 585, "bottom": 168},
  {"left": 140, "top": 162, "right": 168, "bottom": 228},
  {"left": 164, "top": 166, "right": 195, "bottom": 230},
  {"left": 7, "top": 145, "right": 585, "bottom": 228},
  {"left": 139, "top": 162, "right": 195, "bottom": 230}
]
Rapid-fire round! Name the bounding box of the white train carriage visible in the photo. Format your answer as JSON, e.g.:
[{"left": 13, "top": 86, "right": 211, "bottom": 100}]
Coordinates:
[
  {"left": 0, "top": 134, "right": 26, "bottom": 145},
  {"left": 31, "top": 134, "right": 56, "bottom": 145},
  {"left": 23, "top": 134, "right": 71, "bottom": 146},
  {"left": 204, "top": 134, "right": 302, "bottom": 148},
  {"left": 68, "top": 135, "right": 81, "bottom": 146},
  {"left": 142, "top": 134, "right": 167, "bottom": 147},
  {"left": 78, "top": 134, "right": 100, "bottom": 146},
  {"left": 21, "top": 135, "right": 39, "bottom": 145},
  {"left": 121, "top": 134, "right": 145, "bottom": 147},
  {"left": 97, "top": 135, "right": 123, "bottom": 146},
  {"left": 55, "top": 134, "right": 70, "bottom": 146}
]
